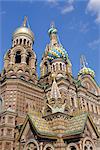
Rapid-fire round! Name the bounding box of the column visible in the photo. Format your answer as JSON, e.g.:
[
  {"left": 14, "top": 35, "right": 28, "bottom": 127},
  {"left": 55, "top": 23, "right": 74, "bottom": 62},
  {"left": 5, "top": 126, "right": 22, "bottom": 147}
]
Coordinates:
[
  {"left": 10, "top": 54, "right": 14, "bottom": 65},
  {"left": 21, "top": 53, "right": 27, "bottom": 64},
  {"left": 30, "top": 57, "right": 35, "bottom": 69}
]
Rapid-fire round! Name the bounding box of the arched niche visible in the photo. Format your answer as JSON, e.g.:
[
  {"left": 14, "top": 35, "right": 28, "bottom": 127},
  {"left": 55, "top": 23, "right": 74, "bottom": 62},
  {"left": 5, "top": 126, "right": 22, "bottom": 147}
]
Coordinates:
[
  {"left": 67, "top": 143, "right": 79, "bottom": 150},
  {"left": 15, "top": 51, "right": 21, "bottom": 63},
  {"left": 24, "top": 139, "right": 39, "bottom": 150},
  {"left": 0, "top": 97, "right": 3, "bottom": 112},
  {"left": 83, "top": 137, "right": 96, "bottom": 150},
  {"left": 43, "top": 143, "right": 54, "bottom": 150}
]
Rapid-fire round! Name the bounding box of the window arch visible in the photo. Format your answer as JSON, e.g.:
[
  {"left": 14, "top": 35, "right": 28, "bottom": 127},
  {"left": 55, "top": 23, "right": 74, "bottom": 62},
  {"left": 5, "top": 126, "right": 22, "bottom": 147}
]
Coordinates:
[
  {"left": 53, "top": 64, "right": 55, "bottom": 72},
  {"left": 15, "top": 51, "right": 21, "bottom": 63},
  {"left": 20, "top": 39, "right": 22, "bottom": 44},
  {"left": 60, "top": 63, "right": 62, "bottom": 70},
  {"left": 43, "top": 144, "right": 54, "bottom": 150},
  {"left": 44, "top": 62, "right": 48, "bottom": 74},
  {"left": 24, "top": 39, "right": 26, "bottom": 45},
  {"left": 67, "top": 143, "right": 79, "bottom": 150},
  {"left": 83, "top": 137, "right": 95, "bottom": 150},
  {"left": 0, "top": 97, "right": 3, "bottom": 112},
  {"left": 24, "top": 139, "right": 39, "bottom": 150}
]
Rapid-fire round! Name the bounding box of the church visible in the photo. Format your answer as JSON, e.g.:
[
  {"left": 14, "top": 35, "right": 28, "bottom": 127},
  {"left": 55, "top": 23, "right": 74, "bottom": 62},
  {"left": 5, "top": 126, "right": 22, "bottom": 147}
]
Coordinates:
[{"left": 0, "top": 17, "right": 100, "bottom": 150}]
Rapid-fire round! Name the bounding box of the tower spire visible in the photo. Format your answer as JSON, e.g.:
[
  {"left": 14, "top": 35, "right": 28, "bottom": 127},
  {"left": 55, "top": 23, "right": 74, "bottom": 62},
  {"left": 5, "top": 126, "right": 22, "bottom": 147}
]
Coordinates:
[
  {"left": 22, "top": 16, "right": 28, "bottom": 27},
  {"left": 80, "top": 55, "right": 88, "bottom": 69}
]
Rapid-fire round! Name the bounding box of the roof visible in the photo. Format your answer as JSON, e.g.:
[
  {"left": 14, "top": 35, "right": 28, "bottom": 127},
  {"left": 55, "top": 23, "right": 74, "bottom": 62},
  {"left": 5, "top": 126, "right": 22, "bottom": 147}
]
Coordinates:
[
  {"left": 18, "top": 112, "right": 56, "bottom": 140},
  {"left": 63, "top": 112, "right": 99, "bottom": 138},
  {"left": 64, "top": 113, "right": 88, "bottom": 136},
  {"left": 28, "top": 113, "right": 55, "bottom": 137},
  {"left": 18, "top": 112, "right": 99, "bottom": 141}
]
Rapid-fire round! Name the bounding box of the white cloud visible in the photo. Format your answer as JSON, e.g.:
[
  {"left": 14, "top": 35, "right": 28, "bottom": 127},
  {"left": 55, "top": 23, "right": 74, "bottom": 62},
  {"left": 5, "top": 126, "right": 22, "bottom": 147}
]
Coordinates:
[
  {"left": 88, "top": 38, "right": 100, "bottom": 50},
  {"left": 61, "top": 0, "right": 75, "bottom": 14},
  {"left": 61, "top": 5, "right": 74, "bottom": 14},
  {"left": 87, "top": 0, "right": 100, "bottom": 24},
  {"left": 46, "top": 0, "right": 75, "bottom": 14}
]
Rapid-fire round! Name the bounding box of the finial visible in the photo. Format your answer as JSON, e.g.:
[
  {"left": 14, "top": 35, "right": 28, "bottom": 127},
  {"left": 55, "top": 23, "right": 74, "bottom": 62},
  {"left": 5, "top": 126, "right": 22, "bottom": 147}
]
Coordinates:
[
  {"left": 23, "top": 16, "right": 28, "bottom": 27},
  {"left": 80, "top": 55, "right": 88, "bottom": 69},
  {"left": 50, "top": 21, "right": 55, "bottom": 28}
]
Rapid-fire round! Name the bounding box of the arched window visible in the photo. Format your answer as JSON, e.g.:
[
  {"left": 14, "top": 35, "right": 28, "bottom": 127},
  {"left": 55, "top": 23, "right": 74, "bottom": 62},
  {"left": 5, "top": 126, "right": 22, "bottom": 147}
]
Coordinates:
[
  {"left": 26, "top": 52, "right": 31, "bottom": 65},
  {"left": 56, "top": 63, "right": 58, "bottom": 70},
  {"left": 27, "top": 40, "right": 29, "bottom": 46},
  {"left": 15, "top": 51, "right": 21, "bottom": 63},
  {"left": 71, "top": 97, "right": 74, "bottom": 106},
  {"left": 60, "top": 63, "right": 62, "bottom": 70},
  {"left": 20, "top": 39, "right": 22, "bottom": 44},
  {"left": 44, "top": 62, "right": 48, "bottom": 74},
  {"left": 53, "top": 64, "right": 55, "bottom": 72},
  {"left": 67, "top": 143, "right": 79, "bottom": 150},
  {"left": 0, "top": 97, "right": 2, "bottom": 112},
  {"left": 70, "top": 146, "right": 76, "bottom": 150},
  {"left": 24, "top": 39, "right": 26, "bottom": 45},
  {"left": 16, "top": 39, "right": 18, "bottom": 44},
  {"left": 87, "top": 103, "right": 89, "bottom": 111},
  {"left": 24, "top": 139, "right": 39, "bottom": 150}
]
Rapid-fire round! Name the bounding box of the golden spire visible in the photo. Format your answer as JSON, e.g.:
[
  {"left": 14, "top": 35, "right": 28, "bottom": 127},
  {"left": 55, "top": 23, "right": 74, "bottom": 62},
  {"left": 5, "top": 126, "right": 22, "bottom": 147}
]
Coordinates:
[{"left": 23, "top": 16, "right": 28, "bottom": 27}]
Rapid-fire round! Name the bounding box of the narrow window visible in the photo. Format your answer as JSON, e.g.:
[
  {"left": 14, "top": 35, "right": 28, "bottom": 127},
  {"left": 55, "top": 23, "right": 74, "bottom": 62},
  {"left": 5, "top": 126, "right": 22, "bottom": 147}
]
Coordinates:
[
  {"left": 15, "top": 51, "right": 21, "bottom": 63},
  {"left": 53, "top": 64, "right": 55, "bottom": 72},
  {"left": 71, "top": 97, "right": 74, "bottom": 106},
  {"left": 91, "top": 104, "right": 94, "bottom": 112},
  {"left": 24, "top": 39, "right": 26, "bottom": 45},
  {"left": 20, "top": 39, "right": 22, "bottom": 44},
  {"left": 60, "top": 63, "right": 62, "bottom": 70},
  {"left": 44, "top": 62, "right": 48, "bottom": 74},
  {"left": 87, "top": 103, "right": 89, "bottom": 111}
]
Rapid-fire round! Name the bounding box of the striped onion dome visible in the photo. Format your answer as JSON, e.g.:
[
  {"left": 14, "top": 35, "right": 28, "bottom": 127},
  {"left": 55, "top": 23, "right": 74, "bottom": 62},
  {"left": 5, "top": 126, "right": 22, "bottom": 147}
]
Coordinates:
[
  {"left": 78, "top": 66, "right": 95, "bottom": 78},
  {"left": 47, "top": 45, "right": 71, "bottom": 65}
]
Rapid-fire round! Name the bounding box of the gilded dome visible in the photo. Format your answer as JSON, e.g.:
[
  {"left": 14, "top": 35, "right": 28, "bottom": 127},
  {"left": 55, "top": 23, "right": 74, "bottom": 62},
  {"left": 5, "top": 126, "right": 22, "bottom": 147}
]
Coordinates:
[
  {"left": 78, "top": 66, "right": 95, "bottom": 78},
  {"left": 13, "top": 27, "right": 34, "bottom": 41}
]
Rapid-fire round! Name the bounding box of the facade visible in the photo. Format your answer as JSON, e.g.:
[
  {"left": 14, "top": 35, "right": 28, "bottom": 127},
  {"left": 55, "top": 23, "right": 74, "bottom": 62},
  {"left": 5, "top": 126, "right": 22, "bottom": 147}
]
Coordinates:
[{"left": 0, "top": 17, "right": 100, "bottom": 150}]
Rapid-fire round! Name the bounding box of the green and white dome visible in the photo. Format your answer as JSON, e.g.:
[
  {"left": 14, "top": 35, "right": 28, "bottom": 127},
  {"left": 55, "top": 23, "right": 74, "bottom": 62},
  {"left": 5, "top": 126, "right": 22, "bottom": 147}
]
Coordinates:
[{"left": 78, "top": 66, "right": 95, "bottom": 78}]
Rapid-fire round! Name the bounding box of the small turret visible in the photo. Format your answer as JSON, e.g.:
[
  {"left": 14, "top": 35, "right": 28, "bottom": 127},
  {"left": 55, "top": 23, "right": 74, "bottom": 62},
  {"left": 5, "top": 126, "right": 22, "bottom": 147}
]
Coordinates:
[{"left": 78, "top": 55, "right": 95, "bottom": 78}]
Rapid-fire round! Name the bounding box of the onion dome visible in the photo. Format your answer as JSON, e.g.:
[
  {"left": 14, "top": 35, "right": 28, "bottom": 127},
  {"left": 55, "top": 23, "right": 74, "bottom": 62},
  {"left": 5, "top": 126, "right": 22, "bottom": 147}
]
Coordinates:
[
  {"left": 12, "top": 16, "right": 34, "bottom": 41},
  {"left": 46, "top": 23, "right": 71, "bottom": 65},
  {"left": 78, "top": 55, "right": 95, "bottom": 78},
  {"left": 78, "top": 66, "right": 95, "bottom": 78},
  {"left": 47, "top": 45, "right": 71, "bottom": 64},
  {"left": 48, "top": 26, "right": 57, "bottom": 35}
]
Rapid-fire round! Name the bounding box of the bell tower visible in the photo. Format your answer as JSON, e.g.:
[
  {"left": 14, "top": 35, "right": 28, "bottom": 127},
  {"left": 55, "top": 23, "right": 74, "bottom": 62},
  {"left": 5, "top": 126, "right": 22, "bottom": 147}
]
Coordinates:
[{"left": 3, "top": 16, "right": 37, "bottom": 83}]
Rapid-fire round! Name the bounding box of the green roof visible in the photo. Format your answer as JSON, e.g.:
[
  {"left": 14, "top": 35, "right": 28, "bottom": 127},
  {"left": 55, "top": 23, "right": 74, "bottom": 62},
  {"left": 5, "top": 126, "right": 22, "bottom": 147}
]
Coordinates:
[
  {"left": 65, "top": 113, "right": 88, "bottom": 136},
  {"left": 28, "top": 113, "right": 56, "bottom": 137},
  {"left": 18, "top": 112, "right": 99, "bottom": 141}
]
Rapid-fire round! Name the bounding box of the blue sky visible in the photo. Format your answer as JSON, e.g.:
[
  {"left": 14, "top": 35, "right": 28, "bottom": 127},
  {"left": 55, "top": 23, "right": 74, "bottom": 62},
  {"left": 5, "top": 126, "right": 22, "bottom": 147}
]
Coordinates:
[{"left": 0, "top": 0, "right": 100, "bottom": 84}]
